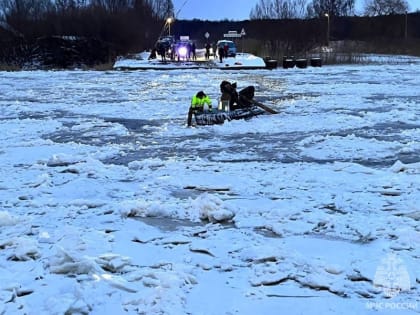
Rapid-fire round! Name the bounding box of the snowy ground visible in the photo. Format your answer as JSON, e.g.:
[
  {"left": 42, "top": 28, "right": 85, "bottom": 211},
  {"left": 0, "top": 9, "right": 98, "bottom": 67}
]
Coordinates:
[
  {"left": 0, "top": 57, "right": 419, "bottom": 314},
  {"left": 113, "top": 50, "right": 266, "bottom": 70}
]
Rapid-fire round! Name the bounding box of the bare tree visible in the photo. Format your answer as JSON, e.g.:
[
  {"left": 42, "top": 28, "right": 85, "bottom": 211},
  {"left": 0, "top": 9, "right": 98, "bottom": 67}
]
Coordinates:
[
  {"left": 310, "top": 0, "right": 355, "bottom": 17},
  {"left": 90, "top": 0, "right": 133, "bottom": 13},
  {"left": 250, "top": 0, "right": 310, "bottom": 19},
  {"left": 295, "top": 0, "right": 311, "bottom": 17},
  {"left": 146, "top": 0, "right": 174, "bottom": 19},
  {"left": 55, "top": 0, "right": 88, "bottom": 12},
  {"left": 1, "top": 0, "right": 53, "bottom": 19},
  {"left": 363, "top": 0, "right": 409, "bottom": 16},
  {"left": 250, "top": 0, "right": 274, "bottom": 19}
]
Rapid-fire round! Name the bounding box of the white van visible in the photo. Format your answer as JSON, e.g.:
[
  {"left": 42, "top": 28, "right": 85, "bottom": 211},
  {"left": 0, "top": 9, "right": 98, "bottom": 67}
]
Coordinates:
[{"left": 216, "top": 40, "right": 237, "bottom": 57}]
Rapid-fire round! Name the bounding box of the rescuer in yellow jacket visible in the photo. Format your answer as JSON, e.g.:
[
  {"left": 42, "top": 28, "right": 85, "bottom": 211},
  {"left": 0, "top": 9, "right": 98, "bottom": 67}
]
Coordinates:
[{"left": 187, "top": 91, "right": 212, "bottom": 126}]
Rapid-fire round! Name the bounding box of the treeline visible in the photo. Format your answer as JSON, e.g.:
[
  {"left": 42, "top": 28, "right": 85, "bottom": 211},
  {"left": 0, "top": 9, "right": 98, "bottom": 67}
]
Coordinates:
[
  {"left": 172, "top": 13, "right": 420, "bottom": 57},
  {"left": 0, "top": 0, "right": 173, "bottom": 59},
  {"left": 249, "top": 0, "right": 412, "bottom": 18},
  {"left": 1, "top": 0, "right": 419, "bottom": 68},
  {"left": 250, "top": 0, "right": 355, "bottom": 19}
]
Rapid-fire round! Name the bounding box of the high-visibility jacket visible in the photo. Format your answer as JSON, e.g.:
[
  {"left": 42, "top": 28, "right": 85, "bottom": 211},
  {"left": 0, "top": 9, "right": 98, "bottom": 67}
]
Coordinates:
[{"left": 191, "top": 95, "right": 212, "bottom": 111}]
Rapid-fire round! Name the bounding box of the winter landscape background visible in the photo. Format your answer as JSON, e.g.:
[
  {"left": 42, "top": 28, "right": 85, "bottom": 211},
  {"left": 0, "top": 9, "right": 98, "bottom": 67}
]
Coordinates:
[{"left": 0, "top": 56, "right": 419, "bottom": 314}]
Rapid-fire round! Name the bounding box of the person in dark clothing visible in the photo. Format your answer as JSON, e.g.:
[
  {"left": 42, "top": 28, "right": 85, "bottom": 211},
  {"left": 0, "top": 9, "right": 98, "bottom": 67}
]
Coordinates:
[
  {"left": 218, "top": 46, "right": 224, "bottom": 63},
  {"left": 220, "top": 80, "right": 238, "bottom": 109},
  {"left": 191, "top": 42, "right": 197, "bottom": 61},
  {"left": 149, "top": 48, "right": 157, "bottom": 60},
  {"left": 170, "top": 43, "right": 176, "bottom": 61},
  {"left": 238, "top": 86, "right": 255, "bottom": 107},
  {"left": 205, "top": 43, "right": 211, "bottom": 59},
  {"left": 187, "top": 42, "right": 192, "bottom": 60},
  {"left": 157, "top": 44, "right": 166, "bottom": 61},
  {"left": 220, "top": 81, "right": 255, "bottom": 110}
]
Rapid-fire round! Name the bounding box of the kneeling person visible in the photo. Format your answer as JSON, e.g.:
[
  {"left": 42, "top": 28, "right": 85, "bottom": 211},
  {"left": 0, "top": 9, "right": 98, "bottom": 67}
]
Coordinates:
[
  {"left": 220, "top": 81, "right": 255, "bottom": 110},
  {"left": 187, "top": 91, "right": 213, "bottom": 126}
]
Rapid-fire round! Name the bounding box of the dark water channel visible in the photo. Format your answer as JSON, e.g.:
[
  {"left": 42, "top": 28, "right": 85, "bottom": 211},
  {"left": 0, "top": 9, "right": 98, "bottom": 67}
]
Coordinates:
[
  {"left": 5, "top": 68, "right": 416, "bottom": 169},
  {"left": 42, "top": 114, "right": 419, "bottom": 168}
]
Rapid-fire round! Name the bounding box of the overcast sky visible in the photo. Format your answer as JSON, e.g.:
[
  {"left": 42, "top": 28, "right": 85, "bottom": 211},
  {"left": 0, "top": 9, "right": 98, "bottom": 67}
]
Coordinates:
[{"left": 172, "top": 0, "right": 420, "bottom": 21}]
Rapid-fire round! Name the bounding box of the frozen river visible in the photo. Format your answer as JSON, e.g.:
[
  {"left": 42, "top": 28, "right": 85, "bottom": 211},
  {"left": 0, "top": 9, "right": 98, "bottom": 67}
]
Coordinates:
[
  {"left": 0, "top": 58, "right": 419, "bottom": 314},
  {"left": 7, "top": 61, "right": 419, "bottom": 168}
]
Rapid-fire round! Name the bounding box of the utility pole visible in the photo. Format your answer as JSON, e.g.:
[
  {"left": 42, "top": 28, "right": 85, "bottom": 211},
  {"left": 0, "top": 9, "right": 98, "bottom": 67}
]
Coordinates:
[
  {"left": 166, "top": 17, "right": 173, "bottom": 36},
  {"left": 325, "top": 13, "right": 330, "bottom": 46}
]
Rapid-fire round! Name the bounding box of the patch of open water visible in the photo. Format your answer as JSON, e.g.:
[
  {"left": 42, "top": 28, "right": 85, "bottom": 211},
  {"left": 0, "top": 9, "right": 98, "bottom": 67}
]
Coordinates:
[
  {"left": 4, "top": 68, "right": 417, "bottom": 169},
  {"left": 42, "top": 114, "right": 419, "bottom": 168}
]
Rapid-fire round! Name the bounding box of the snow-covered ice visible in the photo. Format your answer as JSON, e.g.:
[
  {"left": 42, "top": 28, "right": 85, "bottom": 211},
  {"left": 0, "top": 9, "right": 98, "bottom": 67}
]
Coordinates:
[
  {"left": 113, "top": 51, "right": 266, "bottom": 70},
  {"left": 0, "top": 56, "right": 419, "bottom": 314}
]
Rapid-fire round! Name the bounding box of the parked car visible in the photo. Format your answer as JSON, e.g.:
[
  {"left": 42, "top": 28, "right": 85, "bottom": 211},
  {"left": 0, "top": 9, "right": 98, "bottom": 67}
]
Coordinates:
[
  {"left": 155, "top": 35, "right": 175, "bottom": 53},
  {"left": 216, "top": 40, "right": 236, "bottom": 57}
]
